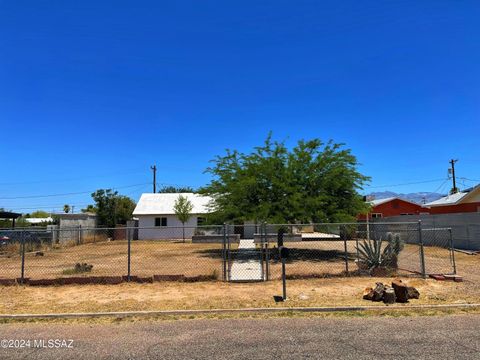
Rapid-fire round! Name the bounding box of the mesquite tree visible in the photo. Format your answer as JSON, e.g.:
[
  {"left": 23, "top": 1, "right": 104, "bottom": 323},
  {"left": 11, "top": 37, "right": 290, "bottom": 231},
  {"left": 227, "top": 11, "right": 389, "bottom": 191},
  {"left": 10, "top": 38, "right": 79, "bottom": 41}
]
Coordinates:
[{"left": 201, "top": 134, "right": 370, "bottom": 224}]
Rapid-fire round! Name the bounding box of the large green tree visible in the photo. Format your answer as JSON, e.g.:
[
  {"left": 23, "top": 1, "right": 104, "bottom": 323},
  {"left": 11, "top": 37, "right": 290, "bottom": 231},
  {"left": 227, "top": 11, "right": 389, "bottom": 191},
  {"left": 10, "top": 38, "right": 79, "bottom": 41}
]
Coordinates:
[
  {"left": 81, "top": 204, "right": 97, "bottom": 213},
  {"left": 29, "top": 210, "right": 50, "bottom": 218},
  {"left": 158, "top": 185, "right": 195, "bottom": 193},
  {"left": 91, "top": 189, "right": 136, "bottom": 227},
  {"left": 200, "top": 135, "right": 369, "bottom": 224}
]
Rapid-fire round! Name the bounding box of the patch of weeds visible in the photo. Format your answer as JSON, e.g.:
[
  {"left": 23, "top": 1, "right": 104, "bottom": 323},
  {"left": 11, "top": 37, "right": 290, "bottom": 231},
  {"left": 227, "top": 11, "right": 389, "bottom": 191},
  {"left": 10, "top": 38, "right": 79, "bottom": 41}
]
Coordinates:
[{"left": 62, "top": 263, "right": 93, "bottom": 275}]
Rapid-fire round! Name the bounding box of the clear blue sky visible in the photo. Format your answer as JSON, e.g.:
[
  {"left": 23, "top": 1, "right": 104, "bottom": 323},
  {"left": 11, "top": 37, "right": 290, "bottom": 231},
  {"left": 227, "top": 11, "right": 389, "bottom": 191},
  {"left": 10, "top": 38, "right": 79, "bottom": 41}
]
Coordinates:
[{"left": 1, "top": 1, "right": 479, "bottom": 213}]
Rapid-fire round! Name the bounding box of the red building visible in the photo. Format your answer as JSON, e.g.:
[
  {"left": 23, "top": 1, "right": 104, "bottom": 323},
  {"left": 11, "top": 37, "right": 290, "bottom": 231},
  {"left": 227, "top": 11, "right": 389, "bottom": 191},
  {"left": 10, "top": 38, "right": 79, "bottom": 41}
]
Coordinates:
[
  {"left": 358, "top": 197, "right": 426, "bottom": 220},
  {"left": 424, "top": 185, "right": 480, "bottom": 214}
]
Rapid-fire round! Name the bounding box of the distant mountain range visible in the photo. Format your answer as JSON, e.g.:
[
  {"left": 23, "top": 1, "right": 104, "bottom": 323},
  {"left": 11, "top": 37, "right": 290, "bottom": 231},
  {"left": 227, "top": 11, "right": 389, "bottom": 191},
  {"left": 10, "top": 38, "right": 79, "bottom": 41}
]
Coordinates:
[{"left": 368, "top": 191, "right": 445, "bottom": 205}]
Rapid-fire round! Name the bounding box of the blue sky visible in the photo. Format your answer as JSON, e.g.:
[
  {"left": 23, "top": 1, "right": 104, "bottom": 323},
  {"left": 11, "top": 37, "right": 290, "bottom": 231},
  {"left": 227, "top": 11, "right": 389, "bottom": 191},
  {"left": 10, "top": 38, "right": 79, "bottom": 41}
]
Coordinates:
[{"left": 1, "top": 1, "right": 479, "bottom": 213}]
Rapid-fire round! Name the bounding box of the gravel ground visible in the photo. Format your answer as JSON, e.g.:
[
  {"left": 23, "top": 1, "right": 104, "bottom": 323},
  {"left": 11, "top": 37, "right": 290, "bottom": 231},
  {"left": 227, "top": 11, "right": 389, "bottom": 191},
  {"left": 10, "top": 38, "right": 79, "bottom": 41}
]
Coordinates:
[{"left": 0, "top": 315, "right": 479, "bottom": 359}]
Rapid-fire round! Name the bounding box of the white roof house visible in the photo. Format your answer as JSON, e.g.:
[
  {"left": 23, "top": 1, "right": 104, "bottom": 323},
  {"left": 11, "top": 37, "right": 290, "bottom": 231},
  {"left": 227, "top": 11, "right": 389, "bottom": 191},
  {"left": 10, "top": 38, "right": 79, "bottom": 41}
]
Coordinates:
[
  {"left": 133, "top": 193, "right": 213, "bottom": 215},
  {"left": 369, "top": 197, "right": 397, "bottom": 206},
  {"left": 25, "top": 217, "right": 54, "bottom": 224},
  {"left": 425, "top": 185, "right": 480, "bottom": 207},
  {"left": 133, "top": 193, "right": 215, "bottom": 240},
  {"left": 424, "top": 192, "right": 469, "bottom": 207},
  {"left": 368, "top": 197, "right": 422, "bottom": 207}
]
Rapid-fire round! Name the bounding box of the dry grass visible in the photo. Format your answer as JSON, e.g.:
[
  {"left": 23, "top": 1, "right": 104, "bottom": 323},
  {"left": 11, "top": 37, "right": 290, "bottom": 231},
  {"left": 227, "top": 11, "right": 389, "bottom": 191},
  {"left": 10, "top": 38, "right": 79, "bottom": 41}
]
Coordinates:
[
  {"left": 264, "top": 241, "right": 471, "bottom": 279},
  {"left": 0, "top": 238, "right": 478, "bottom": 321},
  {"left": 0, "top": 240, "right": 223, "bottom": 279},
  {"left": 1, "top": 239, "right": 478, "bottom": 286},
  {"left": 0, "top": 277, "right": 478, "bottom": 316}
]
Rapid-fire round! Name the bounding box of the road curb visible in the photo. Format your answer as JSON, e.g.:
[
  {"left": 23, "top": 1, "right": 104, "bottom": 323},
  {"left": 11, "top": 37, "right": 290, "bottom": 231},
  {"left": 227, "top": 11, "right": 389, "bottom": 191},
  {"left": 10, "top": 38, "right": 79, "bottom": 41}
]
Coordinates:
[{"left": 1, "top": 303, "right": 479, "bottom": 320}]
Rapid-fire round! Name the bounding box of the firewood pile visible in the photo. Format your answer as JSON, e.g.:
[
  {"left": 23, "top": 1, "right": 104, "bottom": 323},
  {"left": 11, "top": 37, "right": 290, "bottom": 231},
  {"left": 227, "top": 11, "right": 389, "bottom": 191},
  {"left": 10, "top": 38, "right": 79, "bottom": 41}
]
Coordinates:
[{"left": 363, "top": 279, "right": 419, "bottom": 304}]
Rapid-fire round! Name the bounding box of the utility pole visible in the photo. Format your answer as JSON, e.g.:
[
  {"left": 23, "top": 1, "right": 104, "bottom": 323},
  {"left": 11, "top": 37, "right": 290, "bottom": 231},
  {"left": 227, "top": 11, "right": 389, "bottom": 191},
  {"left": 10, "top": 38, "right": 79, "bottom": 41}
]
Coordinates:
[
  {"left": 150, "top": 165, "right": 157, "bottom": 193},
  {"left": 449, "top": 159, "right": 458, "bottom": 194}
]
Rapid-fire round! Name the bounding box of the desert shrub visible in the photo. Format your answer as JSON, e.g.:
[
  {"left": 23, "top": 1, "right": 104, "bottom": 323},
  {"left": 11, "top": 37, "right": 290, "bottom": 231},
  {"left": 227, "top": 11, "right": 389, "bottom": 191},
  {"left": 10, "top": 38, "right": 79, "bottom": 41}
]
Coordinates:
[
  {"left": 356, "top": 235, "right": 404, "bottom": 271},
  {"left": 211, "top": 268, "right": 219, "bottom": 280},
  {"left": 340, "top": 224, "right": 357, "bottom": 240},
  {"left": 62, "top": 263, "right": 93, "bottom": 275}
]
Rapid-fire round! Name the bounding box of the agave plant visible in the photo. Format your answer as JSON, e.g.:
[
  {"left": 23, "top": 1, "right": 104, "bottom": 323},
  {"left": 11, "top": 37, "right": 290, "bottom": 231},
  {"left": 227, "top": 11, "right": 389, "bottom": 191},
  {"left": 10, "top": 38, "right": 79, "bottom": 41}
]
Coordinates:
[{"left": 356, "top": 235, "right": 404, "bottom": 271}]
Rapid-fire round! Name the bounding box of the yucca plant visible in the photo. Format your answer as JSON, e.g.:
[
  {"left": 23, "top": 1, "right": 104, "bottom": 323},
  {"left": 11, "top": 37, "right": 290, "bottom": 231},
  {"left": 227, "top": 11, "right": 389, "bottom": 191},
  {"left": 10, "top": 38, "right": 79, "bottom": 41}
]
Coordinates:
[{"left": 356, "top": 235, "right": 404, "bottom": 271}]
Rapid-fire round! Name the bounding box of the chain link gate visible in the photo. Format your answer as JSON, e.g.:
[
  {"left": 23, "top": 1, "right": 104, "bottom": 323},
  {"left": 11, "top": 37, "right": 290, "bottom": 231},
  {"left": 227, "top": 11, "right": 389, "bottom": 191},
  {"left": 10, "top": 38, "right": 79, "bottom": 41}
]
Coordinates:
[
  {"left": 421, "top": 227, "right": 457, "bottom": 276},
  {"left": 224, "top": 224, "right": 268, "bottom": 282}
]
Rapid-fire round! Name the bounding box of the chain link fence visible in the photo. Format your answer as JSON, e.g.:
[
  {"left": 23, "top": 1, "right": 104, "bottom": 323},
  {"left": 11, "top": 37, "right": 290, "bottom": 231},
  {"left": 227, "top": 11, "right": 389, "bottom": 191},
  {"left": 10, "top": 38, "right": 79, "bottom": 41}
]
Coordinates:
[
  {"left": 0, "top": 221, "right": 466, "bottom": 284},
  {"left": 0, "top": 226, "right": 225, "bottom": 283}
]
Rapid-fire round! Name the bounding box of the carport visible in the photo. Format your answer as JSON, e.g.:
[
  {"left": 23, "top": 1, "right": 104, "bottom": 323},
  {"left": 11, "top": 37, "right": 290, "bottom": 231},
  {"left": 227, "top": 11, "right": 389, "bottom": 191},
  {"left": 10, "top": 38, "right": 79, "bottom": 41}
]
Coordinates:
[{"left": 0, "top": 211, "right": 22, "bottom": 228}]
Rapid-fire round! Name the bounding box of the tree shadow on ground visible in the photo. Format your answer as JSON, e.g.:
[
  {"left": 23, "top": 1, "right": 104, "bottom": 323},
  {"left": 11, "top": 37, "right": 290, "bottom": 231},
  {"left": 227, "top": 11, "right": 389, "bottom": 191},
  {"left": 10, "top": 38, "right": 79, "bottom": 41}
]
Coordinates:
[
  {"left": 195, "top": 248, "right": 357, "bottom": 263},
  {"left": 272, "top": 248, "right": 356, "bottom": 263}
]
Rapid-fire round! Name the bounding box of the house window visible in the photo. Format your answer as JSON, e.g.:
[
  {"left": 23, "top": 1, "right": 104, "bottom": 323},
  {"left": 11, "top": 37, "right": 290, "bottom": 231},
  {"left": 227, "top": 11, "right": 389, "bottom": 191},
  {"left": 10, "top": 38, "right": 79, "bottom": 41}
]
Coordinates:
[
  {"left": 371, "top": 213, "right": 383, "bottom": 218},
  {"left": 155, "top": 217, "right": 167, "bottom": 227},
  {"left": 197, "top": 217, "right": 206, "bottom": 226}
]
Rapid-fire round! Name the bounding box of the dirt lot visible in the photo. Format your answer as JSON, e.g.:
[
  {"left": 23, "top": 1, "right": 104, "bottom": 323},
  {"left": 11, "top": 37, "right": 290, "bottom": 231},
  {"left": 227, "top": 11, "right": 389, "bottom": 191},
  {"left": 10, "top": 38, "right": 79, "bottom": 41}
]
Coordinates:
[
  {"left": 264, "top": 241, "right": 467, "bottom": 280},
  {"left": 1, "top": 240, "right": 224, "bottom": 279},
  {"left": 0, "top": 277, "right": 478, "bottom": 315},
  {"left": 0, "top": 239, "right": 477, "bottom": 283}
]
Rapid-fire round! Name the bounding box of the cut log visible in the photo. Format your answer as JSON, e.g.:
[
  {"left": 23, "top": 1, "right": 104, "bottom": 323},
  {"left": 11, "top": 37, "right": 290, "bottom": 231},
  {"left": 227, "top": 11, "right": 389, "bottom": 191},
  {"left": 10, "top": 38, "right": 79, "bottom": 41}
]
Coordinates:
[
  {"left": 372, "top": 282, "right": 385, "bottom": 302},
  {"left": 407, "top": 286, "right": 420, "bottom": 299},
  {"left": 363, "top": 287, "right": 375, "bottom": 300},
  {"left": 392, "top": 279, "right": 409, "bottom": 303},
  {"left": 383, "top": 287, "right": 396, "bottom": 304}
]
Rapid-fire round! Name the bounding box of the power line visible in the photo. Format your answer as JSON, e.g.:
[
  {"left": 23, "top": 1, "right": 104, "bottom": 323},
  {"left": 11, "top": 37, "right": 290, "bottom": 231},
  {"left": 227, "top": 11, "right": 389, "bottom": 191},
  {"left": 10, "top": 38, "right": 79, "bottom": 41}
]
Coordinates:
[
  {"left": 2, "top": 204, "right": 93, "bottom": 212},
  {"left": 458, "top": 177, "right": 480, "bottom": 183},
  {"left": 3, "top": 184, "right": 151, "bottom": 211},
  {"left": 0, "top": 183, "right": 150, "bottom": 200},
  {"left": 432, "top": 179, "right": 449, "bottom": 194},
  {"left": 3, "top": 203, "right": 90, "bottom": 210},
  {"left": 368, "top": 178, "right": 446, "bottom": 189},
  {"left": 0, "top": 168, "right": 149, "bottom": 186}
]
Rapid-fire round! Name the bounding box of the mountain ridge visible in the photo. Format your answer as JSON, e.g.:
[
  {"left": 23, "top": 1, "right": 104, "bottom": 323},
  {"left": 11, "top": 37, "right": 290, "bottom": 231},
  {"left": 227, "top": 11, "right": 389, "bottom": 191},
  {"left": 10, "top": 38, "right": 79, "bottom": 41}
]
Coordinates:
[{"left": 368, "top": 191, "right": 444, "bottom": 204}]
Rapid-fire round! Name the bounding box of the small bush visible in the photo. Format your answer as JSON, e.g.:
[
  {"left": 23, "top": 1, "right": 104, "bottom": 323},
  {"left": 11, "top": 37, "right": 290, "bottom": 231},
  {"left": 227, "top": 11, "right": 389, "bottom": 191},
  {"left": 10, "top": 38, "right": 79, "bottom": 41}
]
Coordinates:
[
  {"left": 211, "top": 268, "right": 219, "bottom": 280},
  {"left": 62, "top": 263, "right": 93, "bottom": 275}
]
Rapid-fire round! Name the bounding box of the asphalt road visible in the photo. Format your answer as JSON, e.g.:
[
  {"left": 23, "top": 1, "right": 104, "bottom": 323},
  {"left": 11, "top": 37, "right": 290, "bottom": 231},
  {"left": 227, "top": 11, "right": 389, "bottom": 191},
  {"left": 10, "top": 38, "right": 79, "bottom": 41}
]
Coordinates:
[{"left": 0, "top": 315, "right": 479, "bottom": 359}]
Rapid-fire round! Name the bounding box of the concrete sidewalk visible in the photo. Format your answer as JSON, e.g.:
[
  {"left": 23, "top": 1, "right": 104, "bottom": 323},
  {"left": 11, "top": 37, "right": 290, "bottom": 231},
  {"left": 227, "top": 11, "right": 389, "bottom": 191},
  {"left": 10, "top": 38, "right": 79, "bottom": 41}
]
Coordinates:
[{"left": 229, "top": 239, "right": 264, "bottom": 281}]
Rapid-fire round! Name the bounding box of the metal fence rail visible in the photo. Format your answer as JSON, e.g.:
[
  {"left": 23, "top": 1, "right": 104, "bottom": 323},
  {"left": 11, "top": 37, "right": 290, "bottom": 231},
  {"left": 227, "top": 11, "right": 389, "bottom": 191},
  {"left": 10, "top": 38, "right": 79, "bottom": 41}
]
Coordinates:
[{"left": 0, "top": 221, "right": 464, "bottom": 283}]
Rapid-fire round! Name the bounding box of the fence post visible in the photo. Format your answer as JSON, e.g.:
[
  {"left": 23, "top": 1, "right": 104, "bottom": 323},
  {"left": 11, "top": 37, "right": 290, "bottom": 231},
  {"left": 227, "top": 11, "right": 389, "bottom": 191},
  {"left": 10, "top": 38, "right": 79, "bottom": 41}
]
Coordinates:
[
  {"left": 20, "top": 230, "right": 26, "bottom": 284},
  {"left": 342, "top": 225, "right": 349, "bottom": 274},
  {"left": 418, "top": 220, "right": 426, "bottom": 279},
  {"left": 449, "top": 228, "right": 457, "bottom": 275},
  {"left": 354, "top": 223, "right": 360, "bottom": 262},
  {"left": 222, "top": 223, "right": 227, "bottom": 282},
  {"left": 263, "top": 222, "right": 269, "bottom": 281},
  {"left": 226, "top": 224, "right": 231, "bottom": 282},
  {"left": 127, "top": 227, "right": 131, "bottom": 281}
]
